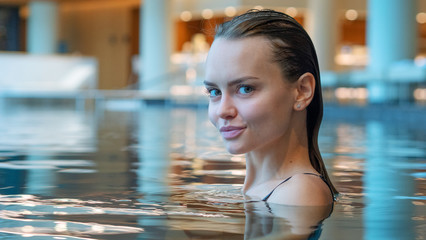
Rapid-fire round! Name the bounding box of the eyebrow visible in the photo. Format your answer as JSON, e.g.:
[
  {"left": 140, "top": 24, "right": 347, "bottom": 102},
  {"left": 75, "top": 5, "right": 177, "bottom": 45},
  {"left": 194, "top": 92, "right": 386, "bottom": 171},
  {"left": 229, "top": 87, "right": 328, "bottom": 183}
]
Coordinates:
[{"left": 203, "top": 76, "right": 259, "bottom": 87}]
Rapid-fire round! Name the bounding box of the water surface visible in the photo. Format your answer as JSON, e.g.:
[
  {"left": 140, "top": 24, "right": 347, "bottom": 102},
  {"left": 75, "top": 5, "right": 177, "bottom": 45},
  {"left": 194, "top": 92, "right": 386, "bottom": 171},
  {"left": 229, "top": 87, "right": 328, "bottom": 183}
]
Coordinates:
[{"left": 0, "top": 102, "right": 425, "bottom": 239}]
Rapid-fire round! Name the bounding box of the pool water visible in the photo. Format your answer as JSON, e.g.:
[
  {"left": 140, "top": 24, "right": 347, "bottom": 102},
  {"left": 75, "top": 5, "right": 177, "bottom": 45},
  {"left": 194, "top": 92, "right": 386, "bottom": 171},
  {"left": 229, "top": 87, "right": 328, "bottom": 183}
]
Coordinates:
[{"left": 0, "top": 102, "right": 425, "bottom": 239}]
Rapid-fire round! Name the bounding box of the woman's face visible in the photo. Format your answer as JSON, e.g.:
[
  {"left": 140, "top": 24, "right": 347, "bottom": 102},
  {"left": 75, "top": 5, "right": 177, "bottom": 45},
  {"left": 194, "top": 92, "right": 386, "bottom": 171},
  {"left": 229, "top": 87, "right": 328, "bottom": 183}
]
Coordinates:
[{"left": 204, "top": 37, "right": 298, "bottom": 154}]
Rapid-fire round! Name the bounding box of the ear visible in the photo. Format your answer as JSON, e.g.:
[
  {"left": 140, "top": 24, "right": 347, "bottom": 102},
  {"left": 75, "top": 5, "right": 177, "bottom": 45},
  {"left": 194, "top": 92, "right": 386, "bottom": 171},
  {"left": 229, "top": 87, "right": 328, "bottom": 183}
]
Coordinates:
[{"left": 293, "top": 72, "right": 315, "bottom": 111}]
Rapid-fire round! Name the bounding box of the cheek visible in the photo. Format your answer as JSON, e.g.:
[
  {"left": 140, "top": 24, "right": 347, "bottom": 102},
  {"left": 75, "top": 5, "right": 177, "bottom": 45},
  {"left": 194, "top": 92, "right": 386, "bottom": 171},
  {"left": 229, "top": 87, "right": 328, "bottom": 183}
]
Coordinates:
[
  {"left": 239, "top": 100, "right": 271, "bottom": 122},
  {"left": 241, "top": 95, "right": 292, "bottom": 127},
  {"left": 208, "top": 104, "right": 217, "bottom": 126}
]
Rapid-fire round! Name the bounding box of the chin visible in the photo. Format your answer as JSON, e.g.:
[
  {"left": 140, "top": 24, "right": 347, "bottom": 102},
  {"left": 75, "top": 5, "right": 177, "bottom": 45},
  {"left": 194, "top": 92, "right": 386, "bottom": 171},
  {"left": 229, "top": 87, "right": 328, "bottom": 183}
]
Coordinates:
[{"left": 225, "top": 144, "right": 249, "bottom": 155}]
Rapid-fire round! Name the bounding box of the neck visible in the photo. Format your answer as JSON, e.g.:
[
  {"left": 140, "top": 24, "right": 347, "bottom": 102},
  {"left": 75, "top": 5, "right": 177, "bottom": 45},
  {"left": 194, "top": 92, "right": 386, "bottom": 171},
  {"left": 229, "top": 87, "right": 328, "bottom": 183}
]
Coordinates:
[{"left": 242, "top": 115, "right": 315, "bottom": 193}]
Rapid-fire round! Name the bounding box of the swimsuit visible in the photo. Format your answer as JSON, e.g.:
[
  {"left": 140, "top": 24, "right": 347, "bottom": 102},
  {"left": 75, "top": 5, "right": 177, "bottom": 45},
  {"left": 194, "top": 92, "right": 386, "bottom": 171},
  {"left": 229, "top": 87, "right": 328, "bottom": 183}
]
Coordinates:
[
  {"left": 261, "top": 173, "right": 335, "bottom": 240},
  {"left": 262, "top": 172, "right": 334, "bottom": 201}
]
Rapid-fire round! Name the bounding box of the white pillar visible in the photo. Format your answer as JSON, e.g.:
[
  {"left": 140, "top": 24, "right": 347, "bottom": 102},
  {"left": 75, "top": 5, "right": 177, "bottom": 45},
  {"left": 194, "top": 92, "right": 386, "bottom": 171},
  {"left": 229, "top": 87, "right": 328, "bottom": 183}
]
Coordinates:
[
  {"left": 366, "top": 0, "right": 417, "bottom": 103},
  {"left": 305, "top": 0, "right": 338, "bottom": 72},
  {"left": 140, "top": 0, "right": 173, "bottom": 92},
  {"left": 367, "top": 0, "right": 417, "bottom": 71},
  {"left": 27, "top": 0, "right": 58, "bottom": 54}
]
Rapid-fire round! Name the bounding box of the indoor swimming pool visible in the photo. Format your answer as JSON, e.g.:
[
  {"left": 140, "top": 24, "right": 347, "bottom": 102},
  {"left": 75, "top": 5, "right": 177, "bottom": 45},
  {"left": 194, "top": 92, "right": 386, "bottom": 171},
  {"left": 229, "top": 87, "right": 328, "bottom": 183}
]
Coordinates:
[{"left": 0, "top": 101, "right": 425, "bottom": 239}]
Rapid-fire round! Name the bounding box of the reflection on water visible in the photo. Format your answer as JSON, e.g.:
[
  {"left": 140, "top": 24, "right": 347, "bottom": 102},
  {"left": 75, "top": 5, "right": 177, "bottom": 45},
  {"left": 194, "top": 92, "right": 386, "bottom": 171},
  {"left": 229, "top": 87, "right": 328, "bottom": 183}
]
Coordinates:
[{"left": 0, "top": 102, "right": 425, "bottom": 239}]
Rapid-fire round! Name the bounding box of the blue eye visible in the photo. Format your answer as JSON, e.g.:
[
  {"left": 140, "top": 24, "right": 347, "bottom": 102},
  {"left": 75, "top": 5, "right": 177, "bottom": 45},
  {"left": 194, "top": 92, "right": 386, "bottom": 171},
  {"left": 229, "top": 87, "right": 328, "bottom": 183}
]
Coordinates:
[
  {"left": 238, "top": 86, "right": 254, "bottom": 94},
  {"left": 208, "top": 89, "right": 221, "bottom": 97}
]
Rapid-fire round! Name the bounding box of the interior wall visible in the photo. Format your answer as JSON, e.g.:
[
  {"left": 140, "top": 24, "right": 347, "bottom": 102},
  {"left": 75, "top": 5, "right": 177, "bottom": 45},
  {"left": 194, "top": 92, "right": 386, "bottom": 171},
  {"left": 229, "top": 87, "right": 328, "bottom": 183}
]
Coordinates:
[
  {"left": 59, "top": 4, "right": 135, "bottom": 90},
  {"left": 340, "top": 19, "right": 366, "bottom": 45},
  {"left": 420, "top": 23, "right": 426, "bottom": 54}
]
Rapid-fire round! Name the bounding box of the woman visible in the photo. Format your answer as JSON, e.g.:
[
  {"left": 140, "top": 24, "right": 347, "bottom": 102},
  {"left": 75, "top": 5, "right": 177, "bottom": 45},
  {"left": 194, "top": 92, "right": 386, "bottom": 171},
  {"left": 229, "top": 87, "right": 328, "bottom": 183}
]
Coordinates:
[{"left": 204, "top": 9, "right": 337, "bottom": 205}]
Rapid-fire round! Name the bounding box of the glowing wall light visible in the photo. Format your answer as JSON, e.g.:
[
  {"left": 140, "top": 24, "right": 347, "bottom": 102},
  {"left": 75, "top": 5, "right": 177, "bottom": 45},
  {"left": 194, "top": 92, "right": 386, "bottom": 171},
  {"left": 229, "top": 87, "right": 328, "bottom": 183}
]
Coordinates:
[
  {"left": 201, "top": 9, "right": 213, "bottom": 19},
  {"left": 180, "top": 11, "right": 192, "bottom": 22},
  {"left": 285, "top": 7, "right": 298, "bottom": 17},
  {"left": 416, "top": 12, "right": 426, "bottom": 24},
  {"left": 225, "top": 6, "right": 237, "bottom": 17},
  {"left": 414, "top": 88, "right": 426, "bottom": 101},
  {"left": 345, "top": 9, "right": 358, "bottom": 21}
]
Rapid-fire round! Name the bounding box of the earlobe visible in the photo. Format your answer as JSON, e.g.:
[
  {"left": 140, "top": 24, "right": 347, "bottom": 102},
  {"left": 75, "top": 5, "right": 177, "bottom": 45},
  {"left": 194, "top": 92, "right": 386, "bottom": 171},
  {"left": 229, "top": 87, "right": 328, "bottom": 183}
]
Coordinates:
[{"left": 294, "top": 73, "right": 315, "bottom": 111}]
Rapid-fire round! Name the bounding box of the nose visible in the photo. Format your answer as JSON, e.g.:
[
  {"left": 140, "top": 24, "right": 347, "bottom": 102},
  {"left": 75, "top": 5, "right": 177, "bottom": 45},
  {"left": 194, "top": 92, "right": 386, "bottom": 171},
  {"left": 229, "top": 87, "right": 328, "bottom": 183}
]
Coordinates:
[{"left": 217, "top": 95, "right": 237, "bottom": 120}]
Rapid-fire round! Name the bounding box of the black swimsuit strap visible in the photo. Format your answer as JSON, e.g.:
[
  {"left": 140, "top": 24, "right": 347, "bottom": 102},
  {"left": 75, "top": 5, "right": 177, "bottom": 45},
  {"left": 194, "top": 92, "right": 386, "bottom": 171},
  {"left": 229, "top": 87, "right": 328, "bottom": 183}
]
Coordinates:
[
  {"left": 262, "top": 176, "right": 293, "bottom": 201},
  {"left": 262, "top": 173, "right": 328, "bottom": 201}
]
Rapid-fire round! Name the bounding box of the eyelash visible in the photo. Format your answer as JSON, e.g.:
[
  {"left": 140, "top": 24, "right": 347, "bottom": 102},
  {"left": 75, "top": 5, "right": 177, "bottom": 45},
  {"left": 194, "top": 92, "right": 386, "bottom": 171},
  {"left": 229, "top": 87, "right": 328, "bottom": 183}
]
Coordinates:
[
  {"left": 237, "top": 84, "right": 255, "bottom": 95},
  {"left": 205, "top": 88, "right": 221, "bottom": 97},
  {"left": 204, "top": 84, "right": 255, "bottom": 98}
]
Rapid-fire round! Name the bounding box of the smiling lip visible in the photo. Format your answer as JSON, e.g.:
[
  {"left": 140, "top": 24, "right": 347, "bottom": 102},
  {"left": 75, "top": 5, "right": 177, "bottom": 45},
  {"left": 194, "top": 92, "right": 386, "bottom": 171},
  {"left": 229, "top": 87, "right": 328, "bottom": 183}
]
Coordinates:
[{"left": 219, "top": 126, "right": 246, "bottom": 139}]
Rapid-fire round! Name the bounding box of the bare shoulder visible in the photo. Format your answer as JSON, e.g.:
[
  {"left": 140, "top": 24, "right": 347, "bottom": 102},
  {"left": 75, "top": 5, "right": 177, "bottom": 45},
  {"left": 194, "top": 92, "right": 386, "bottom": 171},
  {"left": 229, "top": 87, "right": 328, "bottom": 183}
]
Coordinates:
[{"left": 266, "top": 173, "right": 333, "bottom": 206}]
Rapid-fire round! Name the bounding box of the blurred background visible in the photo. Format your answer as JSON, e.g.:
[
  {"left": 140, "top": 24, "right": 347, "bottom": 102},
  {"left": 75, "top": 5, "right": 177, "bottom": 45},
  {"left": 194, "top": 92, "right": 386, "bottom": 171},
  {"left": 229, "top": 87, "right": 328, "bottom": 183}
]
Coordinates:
[
  {"left": 0, "top": 0, "right": 425, "bottom": 105},
  {"left": 0, "top": 2, "right": 425, "bottom": 238}
]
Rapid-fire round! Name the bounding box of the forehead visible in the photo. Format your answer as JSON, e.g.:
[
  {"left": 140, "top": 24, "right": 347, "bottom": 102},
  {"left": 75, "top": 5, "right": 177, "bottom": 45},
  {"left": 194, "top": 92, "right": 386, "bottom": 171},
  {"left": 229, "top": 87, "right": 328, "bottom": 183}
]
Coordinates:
[
  {"left": 205, "top": 37, "right": 278, "bottom": 81},
  {"left": 207, "top": 37, "right": 272, "bottom": 59}
]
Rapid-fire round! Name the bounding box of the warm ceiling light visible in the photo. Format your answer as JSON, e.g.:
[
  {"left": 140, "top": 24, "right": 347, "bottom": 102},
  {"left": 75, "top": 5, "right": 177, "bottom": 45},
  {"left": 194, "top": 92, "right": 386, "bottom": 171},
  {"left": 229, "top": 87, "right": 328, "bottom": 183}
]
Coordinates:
[
  {"left": 225, "top": 6, "right": 237, "bottom": 17},
  {"left": 202, "top": 9, "right": 214, "bottom": 19},
  {"left": 180, "top": 11, "right": 192, "bottom": 22},
  {"left": 285, "top": 7, "right": 298, "bottom": 17},
  {"left": 253, "top": 5, "right": 263, "bottom": 10},
  {"left": 345, "top": 9, "right": 358, "bottom": 21},
  {"left": 417, "top": 12, "right": 426, "bottom": 24}
]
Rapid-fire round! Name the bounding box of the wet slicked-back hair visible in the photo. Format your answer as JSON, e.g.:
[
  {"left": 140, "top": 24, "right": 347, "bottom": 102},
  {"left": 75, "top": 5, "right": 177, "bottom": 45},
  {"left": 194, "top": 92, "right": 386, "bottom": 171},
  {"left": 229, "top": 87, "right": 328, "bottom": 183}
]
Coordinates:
[{"left": 215, "top": 9, "right": 337, "bottom": 195}]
